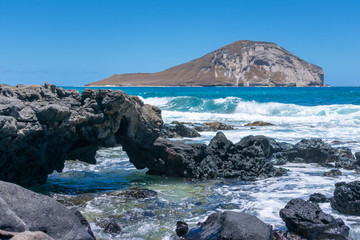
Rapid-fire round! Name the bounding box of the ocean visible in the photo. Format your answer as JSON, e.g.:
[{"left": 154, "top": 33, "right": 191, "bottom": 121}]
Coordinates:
[{"left": 33, "top": 87, "right": 360, "bottom": 239}]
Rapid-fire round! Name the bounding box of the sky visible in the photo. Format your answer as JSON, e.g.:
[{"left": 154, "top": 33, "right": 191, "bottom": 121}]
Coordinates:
[{"left": 0, "top": 0, "right": 359, "bottom": 86}]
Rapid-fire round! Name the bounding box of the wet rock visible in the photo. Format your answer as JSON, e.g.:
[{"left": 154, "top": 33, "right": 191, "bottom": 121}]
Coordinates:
[
  {"left": 0, "top": 180, "right": 95, "bottom": 240},
  {"left": 10, "top": 231, "right": 54, "bottom": 240},
  {"left": 280, "top": 198, "right": 349, "bottom": 240},
  {"left": 109, "top": 187, "right": 158, "bottom": 200},
  {"left": 244, "top": 121, "right": 274, "bottom": 126},
  {"left": 185, "top": 211, "right": 272, "bottom": 240},
  {"left": 148, "top": 132, "right": 287, "bottom": 180},
  {"left": 334, "top": 148, "right": 356, "bottom": 169},
  {"left": 309, "top": 193, "right": 330, "bottom": 203},
  {"left": 331, "top": 181, "right": 360, "bottom": 215},
  {"left": 272, "top": 230, "right": 306, "bottom": 240},
  {"left": 161, "top": 123, "right": 200, "bottom": 138},
  {"left": 0, "top": 83, "right": 162, "bottom": 186},
  {"left": 323, "top": 169, "right": 342, "bottom": 177},
  {"left": 104, "top": 221, "right": 122, "bottom": 234},
  {"left": 203, "top": 122, "right": 234, "bottom": 130},
  {"left": 176, "top": 221, "right": 188, "bottom": 237}
]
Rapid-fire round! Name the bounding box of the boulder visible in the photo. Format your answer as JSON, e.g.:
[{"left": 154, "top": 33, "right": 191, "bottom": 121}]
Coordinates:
[
  {"left": 0, "top": 180, "right": 95, "bottom": 240},
  {"left": 160, "top": 123, "right": 200, "bottom": 138},
  {"left": 0, "top": 83, "right": 162, "bottom": 186},
  {"left": 309, "top": 193, "right": 329, "bottom": 203},
  {"left": 185, "top": 211, "right": 272, "bottom": 240},
  {"left": 331, "top": 181, "right": 360, "bottom": 215},
  {"left": 280, "top": 198, "right": 349, "bottom": 240},
  {"left": 103, "top": 221, "right": 122, "bottom": 234}
]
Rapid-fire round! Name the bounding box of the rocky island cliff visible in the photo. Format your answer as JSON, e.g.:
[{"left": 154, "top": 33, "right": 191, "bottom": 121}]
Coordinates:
[{"left": 87, "top": 40, "right": 324, "bottom": 87}]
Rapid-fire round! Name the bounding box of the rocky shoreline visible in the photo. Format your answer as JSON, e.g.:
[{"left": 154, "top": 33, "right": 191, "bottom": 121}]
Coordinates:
[{"left": 1, "top": 84, "right": 360, "bottom": 239}]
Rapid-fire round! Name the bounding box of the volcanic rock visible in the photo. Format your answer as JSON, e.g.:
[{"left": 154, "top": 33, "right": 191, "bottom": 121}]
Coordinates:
[
  {"left": 331, "top": 181, "right": 360, "bottom": 215},
  {"left": 87, "top": 40, "right": 324, "bottom": 87},
  {"left": 280, "top": 198, "right": 349, "bottom": 240},
  {"left": 323, "top": 169, "right": 342, "bottom": 177},
  {"left": 244, "top": 121, "right": 274, "bottom": 126},
  {"left": 0, "top": 83, "right": 162, "bottom": 186},
  {"left": 185, "top": 211, "right": 272, "bottom": 240},
  {"left": 160, "top": 123, "right": 200, "bottom": 138},
  {"left": 0, "top": 180, "right": 95, "bottom": 240},
  {"left": 176, "top": 221, "right": 189, "bottom": 237},
  {"left": 309, "top": 193, "right": 330, "bottom": 203}
]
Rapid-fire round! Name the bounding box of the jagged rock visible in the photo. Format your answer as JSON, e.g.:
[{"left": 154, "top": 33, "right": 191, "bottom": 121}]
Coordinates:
[
  {"left": 87, "top": 40, "right": 324, "bottom": 87},
  {"left": 104, "top": 221, "right": 122, "bottom": 234},
  {"left": 334, "top": 148, "right": 356, "bottom": 169},
  {"left": 244, "top": 121, "right": 274, "bottom": 126},
  {"left": 147, "top": 132, "right": 287, "bottom": 180},
  {"left": 272, "top": 230, "right": 306, "bottom": 240},
  {"left": 185, "top": 211, "right": 272, "bottom": 240},
  {"left": 160, "top": 123, "right": 200, "bottom": 138},
  {"left": 0, "top": 83, "right": 162, "bottom": 186},
  {"left": 331, "top": 181, "right": 360, "bottom": 215},
  {"left": 0, "top": 180, "right": 95, "bottom": 240},
  {"left": 10, "top": 231, "right": 54, "bottom": 240},
  {"left": 323, "top": 169, "right": 342, "bottom": 177},
  {"left": 176, "top": 221, "right": 188, "bottom": 237},
  {"left": 280, "top": 198, "right": 349, "bottom": 240},
  {"left": 309, "top": 193, "right": 330, "bottom": 203}
]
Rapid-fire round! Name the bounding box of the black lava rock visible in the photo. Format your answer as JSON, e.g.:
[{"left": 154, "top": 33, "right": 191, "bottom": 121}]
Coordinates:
[
  {"left": 323, "top": 169, "right": 342, "bottom": 177},
  {"left": 185, "top": 211, "right": 272, "bottom": 240},
  {"left": 104, "top": 221, "right": 122, "bottom": 234},
  {"left": 331, "top": 181, "right": 360, "bottom": 215},
  {"left": 280, "top": 198, "right": 349, "bottom": 240},
  {"left": 309, "top": 193, "right": 329, "bottom": 203},
  {"left": 176, "top": 221, "right": 189, "bottom": 237}
]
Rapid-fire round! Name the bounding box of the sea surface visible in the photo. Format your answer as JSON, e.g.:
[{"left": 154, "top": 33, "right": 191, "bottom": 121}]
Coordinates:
[{"left": 33, "top": 87, "right": 360, "bottom": 239}]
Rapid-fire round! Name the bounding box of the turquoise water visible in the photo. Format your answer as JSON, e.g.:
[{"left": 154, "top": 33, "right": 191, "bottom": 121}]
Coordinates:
[{"left": 36, "top": 87, "right": 360, "bottom": 239}]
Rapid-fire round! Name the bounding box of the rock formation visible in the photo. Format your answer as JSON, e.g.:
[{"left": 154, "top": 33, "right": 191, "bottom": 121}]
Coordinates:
[
  {"left": 0, "top": 180, "right": 95, "bottom": 240},
  {"left": 87, "top": 40, "right": 324, "bottom": 87},
  {"left": 280, "top": 198, "right": 349, "bottom": 240},
  {"left": 0, "top": 83, "right": 162, "bottom": 186}
]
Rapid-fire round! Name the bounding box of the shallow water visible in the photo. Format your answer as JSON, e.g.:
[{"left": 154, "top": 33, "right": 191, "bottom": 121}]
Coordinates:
[{"left": 34, "top": 87, "right": 360, "bottom": 239}]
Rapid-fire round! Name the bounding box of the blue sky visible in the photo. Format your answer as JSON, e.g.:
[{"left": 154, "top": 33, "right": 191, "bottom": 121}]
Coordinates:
[{"left": 0, "top": 0, "right": 359, "bottom": 86}]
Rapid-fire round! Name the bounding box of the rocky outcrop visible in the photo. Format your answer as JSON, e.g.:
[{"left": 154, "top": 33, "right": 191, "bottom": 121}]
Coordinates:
[
  {"left": 146, "top": 132, "right": 287, "bottom": 179},
  {"left": 331, "top": 181, "right": 360, "bottom": 215},
  {"left": 0, "top": 83, "right": 162, "bottom": 186},
  {"left": 185, "top": 211, "right": 272, "bottom": 240},
  {"left": 87, "top": 40, "right": 324, "bottom": 87},
  {"left": 0, "top": 180, "right": 95, "bottom": 240},
  {"left": 280, "top": 198, "right": 349, "bottom": 240}
]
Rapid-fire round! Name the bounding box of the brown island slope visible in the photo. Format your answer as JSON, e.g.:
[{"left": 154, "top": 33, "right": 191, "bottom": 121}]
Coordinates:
[{"left": 87, "top": 40, "right": 324, "bottom": 87}]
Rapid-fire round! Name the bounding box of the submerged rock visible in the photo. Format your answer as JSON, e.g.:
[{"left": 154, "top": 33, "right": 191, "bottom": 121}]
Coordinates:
[
  {"left": 185, "top": 211, "right": 272, "bottom": 240},
  {"left": 244, "top": 121, "right": 274, "bottom": 126},
  {"left": 0, "top": 83, "right": 162, "bottom": 186},
  {"left": 108, "top": 187, "right": 158, "bottom": 200},
  {"left": 331, "top": 181, "right": 360, "bottom": 215},
  {"left": 0, "top": 180, "right": 95, "bottom": 240},
  {"left": 323, "top": 169, "right": 342, "bottom": 177},
  {"left": 176, "top": 221, "right": 189, "bottom": 237},
  {"left": 309, "top": 193, "right": 330, "bottom": 203},
  {"left": 104, "top": 221, "right": 122, "bottom": 234},
  {"left": 280, "top": 198, "right": 349, "bottom": 240}
]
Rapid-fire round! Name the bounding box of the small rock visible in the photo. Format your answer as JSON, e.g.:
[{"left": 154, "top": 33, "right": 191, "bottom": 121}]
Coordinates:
[
  {"left": 323, "top": 169, "right": 342, "bottom": 177},
  {"left": 109, "top": 188, "right": 158, "bottom": 200},
  {"left": 176, "top": 221, "right": 188, "bottom": 237},
  {"left": 104, "top": 221, "right": 122, "bottom": 234},
  {"left": 203, "top": 122, "right": 234, "bottom": 130},
  {"left": 244, "top": 121, "right": 274, "bottom": 126},
  {"left": 272, "top": 230, "right": 306, "bottom": 240},
  {"left": 309, "top": 193, "right": 329, "bottom": 203}
]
